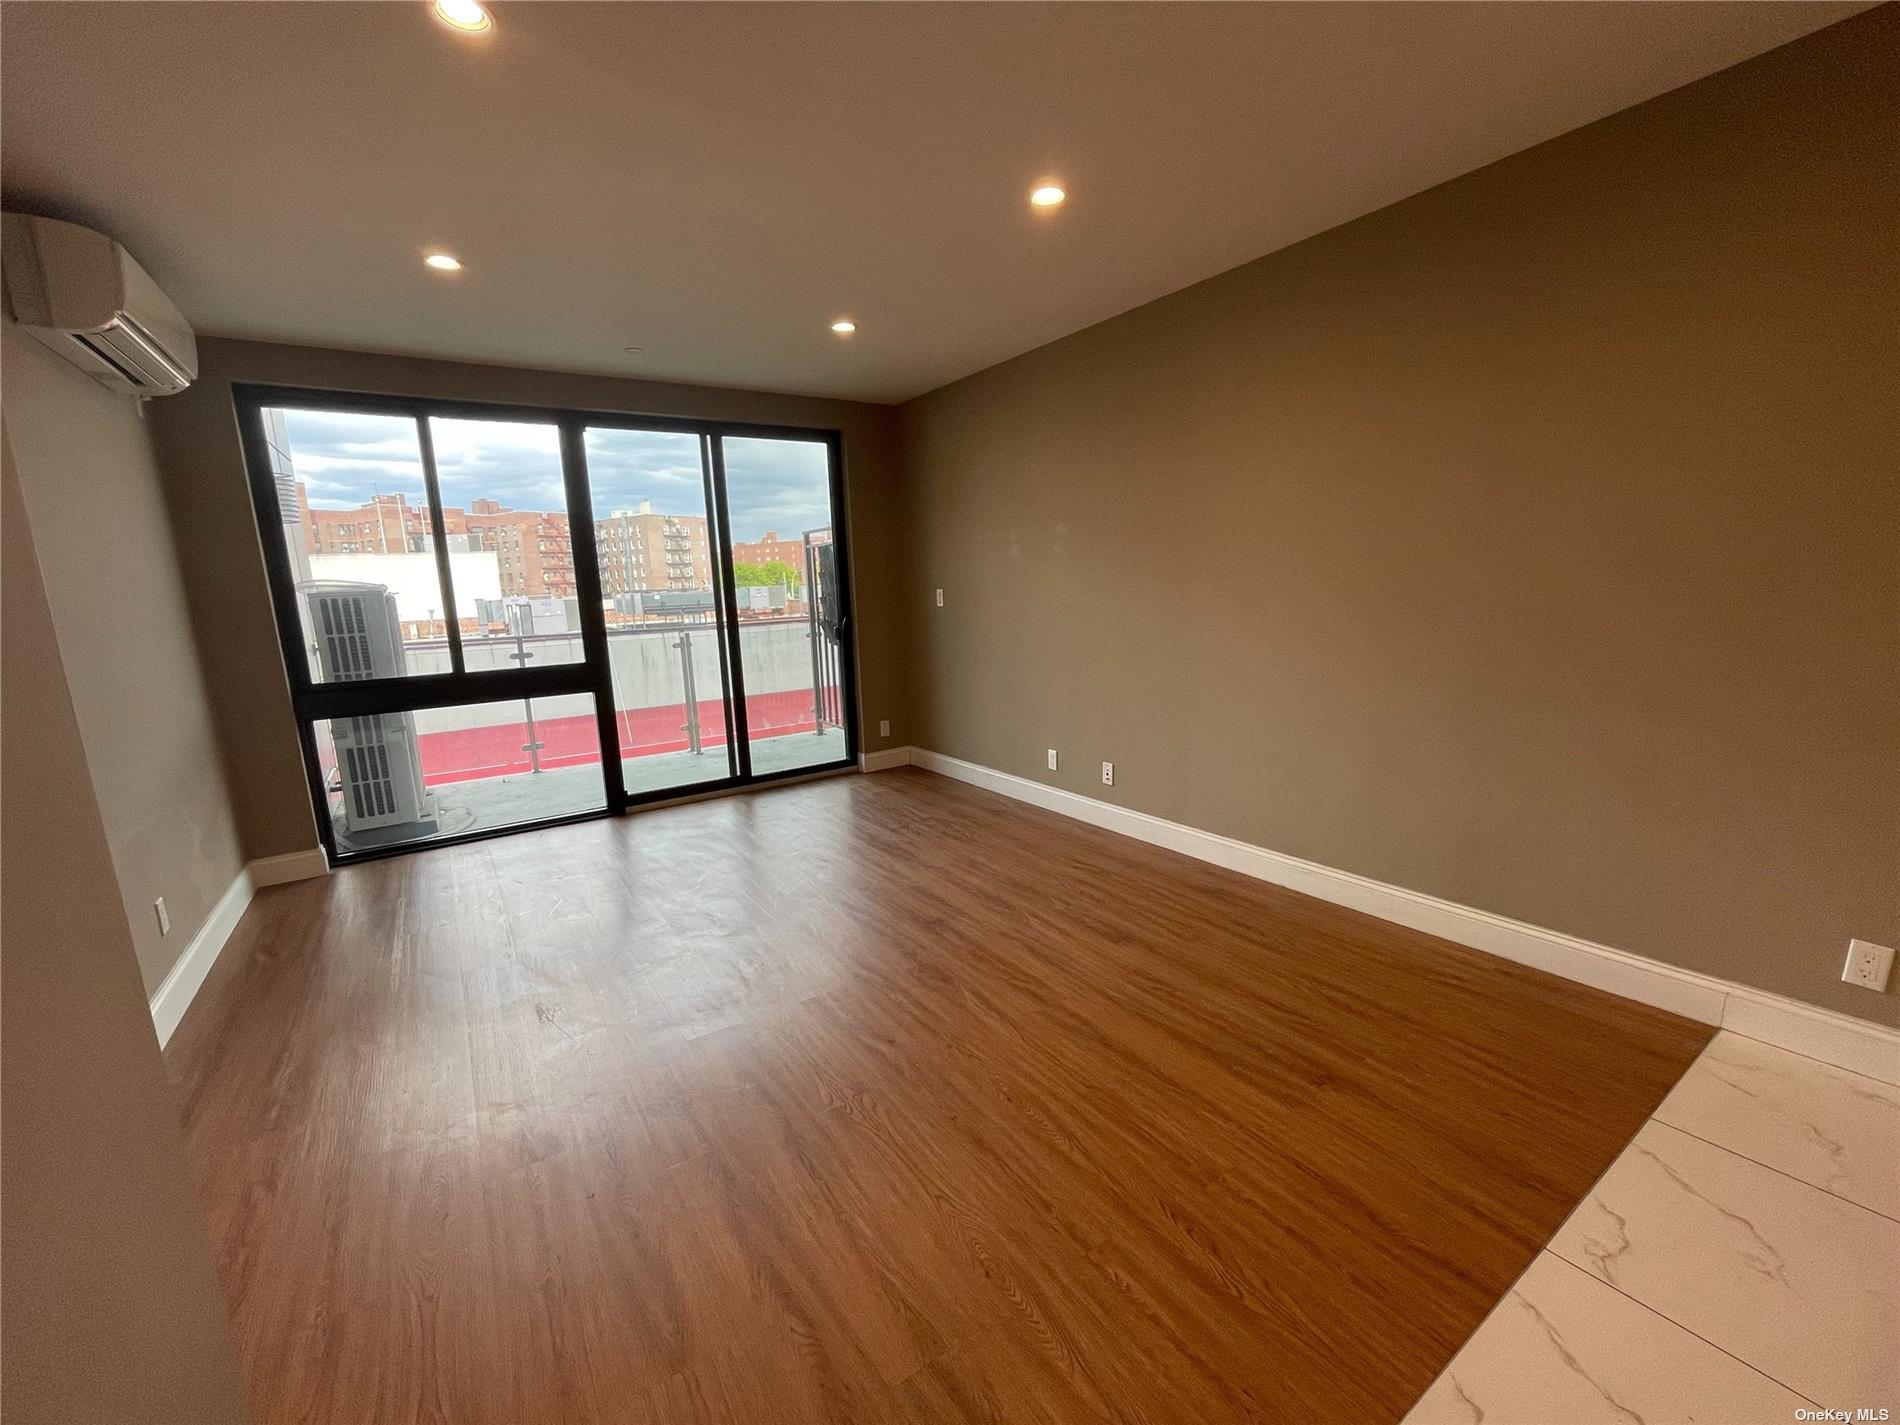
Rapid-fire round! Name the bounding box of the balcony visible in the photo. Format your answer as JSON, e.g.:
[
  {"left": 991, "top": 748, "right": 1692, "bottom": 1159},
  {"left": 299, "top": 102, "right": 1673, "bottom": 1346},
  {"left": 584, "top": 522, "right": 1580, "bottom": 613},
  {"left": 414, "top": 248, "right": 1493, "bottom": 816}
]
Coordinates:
[{"left": 318, "top": 617, "right": 846, "bottom": 852}]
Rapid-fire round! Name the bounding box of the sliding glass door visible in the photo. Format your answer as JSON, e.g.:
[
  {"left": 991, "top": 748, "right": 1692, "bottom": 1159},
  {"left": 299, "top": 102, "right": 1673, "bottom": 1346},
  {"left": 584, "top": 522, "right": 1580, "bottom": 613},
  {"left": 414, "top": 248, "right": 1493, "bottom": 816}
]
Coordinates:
[
  {"left": 580, "top": 426, "right": 736, "bottom": 798},
  {"left": 239, "top": 387, "right": 856, "bottom": 864},
  {"left": 718, "top": 435, "right": 850, "bottom": 778}
]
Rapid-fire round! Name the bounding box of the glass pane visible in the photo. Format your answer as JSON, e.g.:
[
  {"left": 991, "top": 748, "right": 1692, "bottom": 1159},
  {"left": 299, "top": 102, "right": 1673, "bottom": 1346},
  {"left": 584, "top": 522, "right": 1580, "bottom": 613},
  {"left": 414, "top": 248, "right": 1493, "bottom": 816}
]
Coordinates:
[
  {"left": 260, "top": 407, "right": 447, "bottom": 680},
  {"left": 312, "top": 694, "right": 606, "bottom": 855},
  {"left": 428, "top": 416, "right": 584, "bottom": 670},
  {"left": 583, "top": 427, "right": 734, "bottom": 796},
  {"left": 721, "top": 436, "right": 849, "bottom": 775}
]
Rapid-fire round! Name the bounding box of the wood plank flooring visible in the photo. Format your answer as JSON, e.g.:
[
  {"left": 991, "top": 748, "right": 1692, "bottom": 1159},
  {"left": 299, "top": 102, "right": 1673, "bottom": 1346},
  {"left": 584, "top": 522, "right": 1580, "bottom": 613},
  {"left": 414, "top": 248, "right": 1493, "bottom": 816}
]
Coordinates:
[{"left": 167, "top": 768, "right": 1712, "bottom": 1424}]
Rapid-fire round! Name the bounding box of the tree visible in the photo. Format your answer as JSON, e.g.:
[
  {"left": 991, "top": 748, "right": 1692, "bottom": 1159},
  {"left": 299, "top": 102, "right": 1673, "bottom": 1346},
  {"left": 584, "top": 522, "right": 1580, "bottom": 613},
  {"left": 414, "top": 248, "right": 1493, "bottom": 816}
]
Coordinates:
[{"left": 732, "top": 560, "right": 802, "bottom": 593}]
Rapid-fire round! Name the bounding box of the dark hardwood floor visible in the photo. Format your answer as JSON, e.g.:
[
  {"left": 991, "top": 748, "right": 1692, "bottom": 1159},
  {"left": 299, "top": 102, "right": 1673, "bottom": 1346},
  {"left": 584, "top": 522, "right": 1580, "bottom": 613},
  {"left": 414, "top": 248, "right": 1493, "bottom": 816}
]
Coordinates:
[{"left": 167, "top": 768, "right": 1711, "bottom": 1424}]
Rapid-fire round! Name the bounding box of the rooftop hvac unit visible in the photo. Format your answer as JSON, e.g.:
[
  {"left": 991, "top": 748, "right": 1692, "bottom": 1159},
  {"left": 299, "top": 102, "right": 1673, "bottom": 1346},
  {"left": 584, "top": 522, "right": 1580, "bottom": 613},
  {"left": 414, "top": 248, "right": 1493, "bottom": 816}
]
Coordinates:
[
  {"left": 1, "top": 213, "right": 198, "bottom": 395},
  {"left": 331, "top": 713, "right": 437, "bottom": 833},
  {"left": 301, "top": 581, "right": 407, "bottom": 683},
  {"left": 298, "top": 582, "right": 437, "bottom": 837}
]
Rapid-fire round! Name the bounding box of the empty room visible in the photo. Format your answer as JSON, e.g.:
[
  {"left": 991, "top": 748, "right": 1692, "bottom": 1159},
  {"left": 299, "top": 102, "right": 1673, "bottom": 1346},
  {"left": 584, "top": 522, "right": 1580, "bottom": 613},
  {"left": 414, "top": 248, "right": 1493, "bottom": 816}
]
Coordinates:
[{"left": 2, "top": 3, "right": 1895, "bottom": 1422}]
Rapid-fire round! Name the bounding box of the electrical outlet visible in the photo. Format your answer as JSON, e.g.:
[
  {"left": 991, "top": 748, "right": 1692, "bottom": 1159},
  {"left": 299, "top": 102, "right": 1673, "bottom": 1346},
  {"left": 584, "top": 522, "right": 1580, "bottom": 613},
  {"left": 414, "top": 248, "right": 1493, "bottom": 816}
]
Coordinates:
[
  {"left": 935, "top": 588, "right": 944, "bottom": 607},
  {"left": 1101, "top": 761, "right": 1114, "bottom": 787},
  {"left": 879, "top": 720, "right": 890, "bottom": 739},
  {"left": 154, "top": 897, "right": 171, "bottom": 936},
  {"left": 1842, "top": 939, "right": 1895, "bottom": 992},
  {"left": 1046, "top": 749, "right": 1058, "bottom": 771}
]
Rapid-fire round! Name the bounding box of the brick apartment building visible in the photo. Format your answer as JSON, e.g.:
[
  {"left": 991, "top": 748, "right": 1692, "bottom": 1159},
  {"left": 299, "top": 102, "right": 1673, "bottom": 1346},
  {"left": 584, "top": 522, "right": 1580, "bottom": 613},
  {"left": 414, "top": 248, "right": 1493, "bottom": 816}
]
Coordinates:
[
  {"left": 594, "top": 501, "right": 715, "bottom": 595},
  {"left": 300, "top": 489, "right": 423, "bottom": 556},
  {"left": 730, "top": 530, "right": 810, "bottom": 575},
  {"left": 463, "top": 499, "right": 576, "bottom": 598},
  {"left": 297, "top": 487, "right": 577, "bottom": 598},
  {"left": 297, "top": 488, "right": 813, "bottom": 603}
]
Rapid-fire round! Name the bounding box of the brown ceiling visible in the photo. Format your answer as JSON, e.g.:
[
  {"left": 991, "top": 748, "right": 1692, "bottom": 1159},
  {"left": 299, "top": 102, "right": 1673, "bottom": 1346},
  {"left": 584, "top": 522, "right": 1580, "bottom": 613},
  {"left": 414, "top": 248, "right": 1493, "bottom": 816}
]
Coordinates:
[{"left": 0, "top": 1, "right": 1867, "bottom": 403}]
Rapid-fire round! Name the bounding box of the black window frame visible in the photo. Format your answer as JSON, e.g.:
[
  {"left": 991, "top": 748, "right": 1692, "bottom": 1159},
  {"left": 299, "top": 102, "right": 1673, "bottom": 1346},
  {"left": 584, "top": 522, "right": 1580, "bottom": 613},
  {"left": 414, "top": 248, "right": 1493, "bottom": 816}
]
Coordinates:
[{"left": 234, "top": 382, "right": 862, "bottom": 866}]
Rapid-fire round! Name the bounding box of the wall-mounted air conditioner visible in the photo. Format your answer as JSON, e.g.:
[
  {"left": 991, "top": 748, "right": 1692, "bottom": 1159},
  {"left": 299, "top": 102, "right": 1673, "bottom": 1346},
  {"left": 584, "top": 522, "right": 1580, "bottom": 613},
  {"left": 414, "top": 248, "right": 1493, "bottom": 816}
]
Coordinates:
[{"left": 1, "top": 212, "right": 198, "bottom": 395}]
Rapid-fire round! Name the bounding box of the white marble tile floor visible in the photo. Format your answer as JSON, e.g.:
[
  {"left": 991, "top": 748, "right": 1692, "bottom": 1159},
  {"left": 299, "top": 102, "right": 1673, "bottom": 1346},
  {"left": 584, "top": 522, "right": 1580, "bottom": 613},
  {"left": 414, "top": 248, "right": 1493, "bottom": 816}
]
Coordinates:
[{"left": 1405, "top": 1031, "right": 1900, "bottom": 1425}]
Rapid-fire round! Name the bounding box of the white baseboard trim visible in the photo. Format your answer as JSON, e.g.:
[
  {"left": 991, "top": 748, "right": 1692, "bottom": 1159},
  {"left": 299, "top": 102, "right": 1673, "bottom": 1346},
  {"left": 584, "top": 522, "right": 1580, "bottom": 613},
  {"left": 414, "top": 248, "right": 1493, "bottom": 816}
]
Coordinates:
[
  {"left": 250, "top": 847, "right": 330, "bottom": 887},
  {"left": 149, "top": 868, "right": 254, "bottom": 1049},
  {"left": 907, "top": 748, "right": 1900, "bottom": 1085},
  {"left": 859, "top": 746, "right": 915, "bottom": 773},
  {"left": 149, "top": 847, "right": 328, "bottom": 1047},
  {"left": 1720, "top": 991, "right": 1900, "bottom": 1085}
]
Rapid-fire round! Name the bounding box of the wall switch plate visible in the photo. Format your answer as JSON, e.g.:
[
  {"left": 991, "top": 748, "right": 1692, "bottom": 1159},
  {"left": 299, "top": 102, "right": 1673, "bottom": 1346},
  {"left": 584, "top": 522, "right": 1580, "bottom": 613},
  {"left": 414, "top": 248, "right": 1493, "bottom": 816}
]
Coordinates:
[
  {"left": 879, "top": 720, "right": 890, "bottom": 738},
  {"left": 1842, "top": 939, "right": 1895, "bottom": 992},
  {"left": 935, "top": 588, "right": 944, "bottom": 607},
  {"left": 154, "top": 897, "right": 171, "bottom": 936},
  {"left": 1101, "top": 761, "right": 1114, "bottom": 787},
  {"left": 1046, "top": 749, "right": 1058, "bottom": 771}
]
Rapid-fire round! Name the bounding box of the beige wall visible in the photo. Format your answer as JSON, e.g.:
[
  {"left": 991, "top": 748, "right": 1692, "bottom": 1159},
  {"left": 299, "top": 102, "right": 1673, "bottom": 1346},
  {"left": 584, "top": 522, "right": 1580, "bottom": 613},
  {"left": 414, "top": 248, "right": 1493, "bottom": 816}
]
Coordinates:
[
  {"left": 3, "top": 319, "right": 247, "bottom": 995},
  {"left": 897, "top": 10, "right": 1899, "bottom": 1027},
  {"left": 147, "top": 338, "right": 910, "bottom": 860},
  {"left": 1, "top": 433, "right": 252, "bottom": 1424}
]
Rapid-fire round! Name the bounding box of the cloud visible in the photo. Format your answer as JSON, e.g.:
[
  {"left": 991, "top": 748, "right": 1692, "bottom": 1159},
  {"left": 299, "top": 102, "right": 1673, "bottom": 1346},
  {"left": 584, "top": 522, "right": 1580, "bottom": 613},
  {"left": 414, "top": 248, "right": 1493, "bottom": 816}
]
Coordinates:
[
  {"left": 275, "top": 408, "right": 833, "bottom": 543},
  {"left": 721, "top": 436, "right": 833, "bottom": 543},
  {"left": 277, "top": 408, "right": 428, "bottom": 510},
  {"left": 581, "top": 427, "right": 712, "bottom": 521},
  {"left": 432, "top": 416, "right": 568, "bottom": 514}
]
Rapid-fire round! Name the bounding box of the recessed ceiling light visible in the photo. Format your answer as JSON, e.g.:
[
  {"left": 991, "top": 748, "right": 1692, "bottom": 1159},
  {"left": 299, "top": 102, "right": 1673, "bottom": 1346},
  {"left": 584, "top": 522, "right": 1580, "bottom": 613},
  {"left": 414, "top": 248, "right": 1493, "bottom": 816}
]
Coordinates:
[
  {"left": 424, "top": 252, "right": 463, "bottom": 272},
  {"left": 1030, "top": 184, "right": 1067, "bottom": 209},
  {"left": 623, "top": 346, "right": 644, "bottom": 354},
  {"left": 830, "top": 319, "right": 857, "bottom": 334},
  {"left": 431, "top": 0, "right": 492, "bottom": 33}
]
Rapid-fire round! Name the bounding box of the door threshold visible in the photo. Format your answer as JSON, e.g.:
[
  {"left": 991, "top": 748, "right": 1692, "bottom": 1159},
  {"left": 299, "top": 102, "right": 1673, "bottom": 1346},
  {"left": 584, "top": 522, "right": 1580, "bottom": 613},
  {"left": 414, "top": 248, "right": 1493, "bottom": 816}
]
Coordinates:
[{"left": 621, "top": 762, "right": 858, "bottom": 815}]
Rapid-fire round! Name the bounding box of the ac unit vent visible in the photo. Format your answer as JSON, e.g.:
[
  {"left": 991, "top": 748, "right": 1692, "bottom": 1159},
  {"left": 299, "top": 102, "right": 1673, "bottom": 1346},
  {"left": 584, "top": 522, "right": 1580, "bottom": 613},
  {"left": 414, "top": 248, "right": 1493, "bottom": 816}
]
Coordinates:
[
  {"left": 342, "top": 720, "right": 398, "bottom": 821},
  {"left": 68, "top": 331, "right": 145, "bottom": 386},
  {"left": 313, "top": 593, "right": 377, "bottom": 681}
]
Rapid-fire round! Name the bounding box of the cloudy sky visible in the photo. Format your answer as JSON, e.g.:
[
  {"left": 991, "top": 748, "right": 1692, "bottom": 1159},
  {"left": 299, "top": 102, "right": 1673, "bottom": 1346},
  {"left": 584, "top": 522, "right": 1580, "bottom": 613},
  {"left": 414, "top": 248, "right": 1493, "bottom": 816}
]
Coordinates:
[{"left": 277, "top": 408, "right": 832, "bottom": 543}]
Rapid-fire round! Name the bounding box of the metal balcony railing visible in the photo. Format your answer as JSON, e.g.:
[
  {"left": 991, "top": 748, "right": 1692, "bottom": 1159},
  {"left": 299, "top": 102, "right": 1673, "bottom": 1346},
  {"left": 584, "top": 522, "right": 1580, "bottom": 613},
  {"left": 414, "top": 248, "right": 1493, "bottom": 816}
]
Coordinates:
[{"left": 393, "top": 614, "right": 839, "bottom": 771}]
